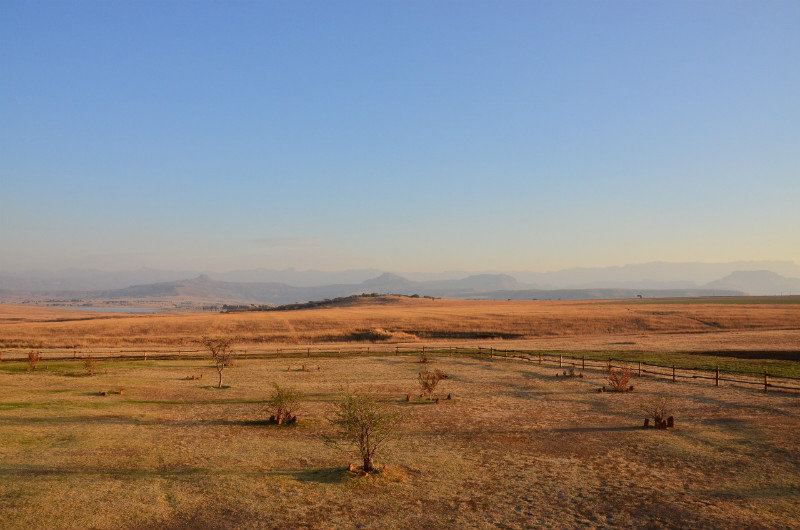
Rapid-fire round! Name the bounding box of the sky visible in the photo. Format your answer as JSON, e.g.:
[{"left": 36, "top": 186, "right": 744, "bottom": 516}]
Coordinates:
[{"left": 2, "top": 1, "right": 799, "bottom": 273}]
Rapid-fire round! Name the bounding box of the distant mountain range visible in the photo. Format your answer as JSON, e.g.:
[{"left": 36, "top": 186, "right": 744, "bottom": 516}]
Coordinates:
[
  {"left": 1, "top": 262, "right": 798, "bottom": 304},
  {"left": 2, "top": 260, "right": 798, "bottom": 292},
  {"left": 0, "top": 271, "right": 759, "bottom": 305}
]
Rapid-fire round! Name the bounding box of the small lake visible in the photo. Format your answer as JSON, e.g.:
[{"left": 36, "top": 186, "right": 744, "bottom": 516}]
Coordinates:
[{"left": 51, "top": 306, "right": 164, "bottom": 313}]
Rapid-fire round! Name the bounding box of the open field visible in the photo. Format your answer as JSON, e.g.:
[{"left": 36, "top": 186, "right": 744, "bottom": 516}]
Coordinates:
[
  {"left": 1, "top": 355, "right": 798, "bottom": 528},
  {"left": 2, "top": 297, "right": 800, "bottom": 351}
]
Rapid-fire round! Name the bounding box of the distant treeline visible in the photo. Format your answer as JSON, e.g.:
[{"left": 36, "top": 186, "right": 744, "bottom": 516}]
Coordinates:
[{"left": 221, "top": 293, "right": 436, "bottom": 313}]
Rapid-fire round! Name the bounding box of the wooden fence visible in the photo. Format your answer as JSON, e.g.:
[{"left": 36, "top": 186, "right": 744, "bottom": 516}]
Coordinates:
[{"left": 1, "top": 345, "right": 798, "bottom": 393}]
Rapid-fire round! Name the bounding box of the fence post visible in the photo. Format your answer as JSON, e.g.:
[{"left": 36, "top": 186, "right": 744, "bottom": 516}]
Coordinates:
[
  {"left": 582, "top": 356, "right": 585, "bottom": 370},
  {"left": 672, "top": 365, "right": 675, "bottom": 383},
  {"left": 559, "top": 355, "right": 562, "bottom": 368},
  {"left": 638, "top": 362, "right": 641, "bottom": 376},
  {"left": 395, "top": 346, "right": 399, "bottom": 356},
  {"left": 144, "top": 351, "right": 147, "bottom": 361},
  {"left": 715, "top": 366, "right": 719, "bottom": 387},
  {"left": 490, "top": 347, "right": 494, "bottom": 358},
  {"left": 764, "top": 372, "right": 768, "bottom": 393},
  {"left": 538, "top": 353, "right": 542, "bottom": 365}
]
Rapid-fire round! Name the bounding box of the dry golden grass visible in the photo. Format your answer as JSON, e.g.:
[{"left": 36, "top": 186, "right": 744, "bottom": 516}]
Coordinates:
[
  {"left": 0, "top": 355, "right": 798, "bottom": 528},
  {"left": 1, "top": 297, "right": 800, "bottom": 351}
]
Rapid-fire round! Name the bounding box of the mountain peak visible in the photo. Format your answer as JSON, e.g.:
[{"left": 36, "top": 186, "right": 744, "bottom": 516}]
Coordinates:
[
  {"left": 704, "top": 270, "right": 800, "bottom": 295},
  {"left": 375, "top": 272, "right": 406, "bottom": 281}
]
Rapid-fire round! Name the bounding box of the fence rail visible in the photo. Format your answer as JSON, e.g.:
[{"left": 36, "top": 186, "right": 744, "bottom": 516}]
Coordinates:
[{"left": 2, "top": 345, "right": 798, "bottom": 393}]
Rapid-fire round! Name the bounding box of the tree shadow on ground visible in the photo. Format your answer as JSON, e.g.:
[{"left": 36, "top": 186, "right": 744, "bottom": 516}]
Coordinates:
[
  {"left": 551, "top": 426, "right": 641, "bottom": 433},
  {"left": 292, "top": 466, "right": 351, "bottom": 484}
]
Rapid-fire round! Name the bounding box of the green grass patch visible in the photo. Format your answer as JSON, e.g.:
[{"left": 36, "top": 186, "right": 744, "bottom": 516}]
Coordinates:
[
  {"left": 618, "top": 295, "right": 800, "bottom": 305},
  {"left": 529, "top": 350, "right": 800, "bottom": 379}
]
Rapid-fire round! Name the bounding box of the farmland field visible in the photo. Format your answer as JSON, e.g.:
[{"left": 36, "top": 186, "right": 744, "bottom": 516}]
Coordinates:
[
  {"left": 1, "top": 355, "right": 799, "bottom": 529},
  {"left": 2, "top": 297, "right": 800, "bottom": 352},
  {"left": 1, "top": 298, "right": 799, "bottom": 528}
]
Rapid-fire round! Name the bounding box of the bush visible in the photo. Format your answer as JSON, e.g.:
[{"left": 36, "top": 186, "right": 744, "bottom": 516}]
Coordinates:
[
  {"left": 418, "top": 368, "right": 448, "bottom": 400},
  {"left": 26, "top": 351, "right": 40, "bottom": 372},
  {"left": 606, "top": 362, "right": 632, "bottom": 392},
  {"left": 328, "top": 390, "right": 400, "bottom": 473},
  {"left": 83, "top": 356, "right": 97, "bottom": 376},
  {"left": 641, "top": 396, "right": 671, "bottom": 426},
  {"left": 266, "top": 383, "right": 303, "bottom": 424}
]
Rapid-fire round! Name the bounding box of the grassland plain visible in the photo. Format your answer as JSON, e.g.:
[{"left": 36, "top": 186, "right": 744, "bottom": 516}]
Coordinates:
[
  {"left": 2, "top": 297, "right": 800, "bottom": 351},
  {"left": 0, "top": 355, "right": 798, "bottom": 529}
]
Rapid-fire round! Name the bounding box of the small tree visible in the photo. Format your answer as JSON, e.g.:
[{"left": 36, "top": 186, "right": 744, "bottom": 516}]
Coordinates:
[
  {"left": 328, "top": 390, "right": 401, "bottom": 473},
  {"left": 606, "top": 362, "right": 632, "bottom": 392},
  {"left": 266, "top": 383, "right": 303, "bottom": 424},
  {"left": 27, "top": 351, "right": 41, "bottom": 372},
  {"left": 418, "top": 368, "right": 448, "bottom": 400},
  {"left": 83, "top": 355, "right": 97, "bottom": 376},
  {"left": 201, "top": 337, "right": 234, "bottom": 388}
]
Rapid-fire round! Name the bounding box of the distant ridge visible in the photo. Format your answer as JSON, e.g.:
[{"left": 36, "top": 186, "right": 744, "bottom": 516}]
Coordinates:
[
  {"left": 0, "top": 272, "right": 745, "bottom": 305},
  {"left": 703, "top": 270, "right": 800, "bottom": 296},
  {"left": 3, "top": 261, "right": 799, "bottom": 292}
]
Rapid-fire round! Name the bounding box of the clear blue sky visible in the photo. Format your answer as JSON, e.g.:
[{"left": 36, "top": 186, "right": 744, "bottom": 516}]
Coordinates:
[{"left": 2, "top": 1, "right": 798, "bottom": 272}]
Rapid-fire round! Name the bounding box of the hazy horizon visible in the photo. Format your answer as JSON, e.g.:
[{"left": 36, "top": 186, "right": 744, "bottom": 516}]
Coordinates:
[{"left": 3, "top": 2, "right": 799, "bottom": 272}]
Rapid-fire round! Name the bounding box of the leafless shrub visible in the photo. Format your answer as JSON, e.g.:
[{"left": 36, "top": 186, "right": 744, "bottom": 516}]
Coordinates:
[
  {"left": 641, "top": 396, "right": 672, "bottom": 426},
  {"left": 266, "top": 383, "right": 303, "bottom": 424},
  {"left": 606, "top": 362, "right": 632, "bottom": 392},
  {"left": 201, "top": 336, "right": 235, "bottom": 388},
  {"left": 83, "top": 355, "right": 97, "bottom": 376},
  {"left": 26, "top": 350, "right": 41, "bottom": 372},
  {"left": 418, "top": 368, "right": 448, "bottom": 400},
  {"left": 327, "top": 390, "right": 401, "bottom": 473},
  {"left": 418, "top": 350, "right": 430, "bottom": 363}
]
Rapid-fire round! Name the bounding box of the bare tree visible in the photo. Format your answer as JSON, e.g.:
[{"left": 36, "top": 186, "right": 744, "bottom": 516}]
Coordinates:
[
  {"left": 201, "top": 337, "right": 234, "bottom": 388},
  {"left": 418, "top": 368, "right": 448, "bottom": 400},
  {"left": 266, "top": 383, "right": 303, "bottom": 424},
  {"left": 328, "top": 390, "right": 401, "bottom": 473}
]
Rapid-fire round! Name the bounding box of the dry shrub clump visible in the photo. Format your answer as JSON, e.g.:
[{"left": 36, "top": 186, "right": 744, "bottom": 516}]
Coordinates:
[
  {"left": 418, "top": 368, "right": 448, "bottom": 400},
  {"left": 557, "top": 365, "right": 583, "bottom": 378},
  {"left": 327, "top": 390, "right": 401, "bottom": 473},
  {"left": 26, "top": 350, "right": 41, "bottom": 372},
  {"left": 266, "top": 383, "right": 303, "bottom": 425},
  {"left": 641, "top": 396, "right": 672, "bottom": 428},
  {"left": 606, "top": 362, "right": 632, "bottom": 392}
]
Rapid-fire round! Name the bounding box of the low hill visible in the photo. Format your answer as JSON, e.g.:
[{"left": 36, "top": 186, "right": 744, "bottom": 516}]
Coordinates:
[{"left": 703, "top": 270, "right": 800, "bottom": 296}]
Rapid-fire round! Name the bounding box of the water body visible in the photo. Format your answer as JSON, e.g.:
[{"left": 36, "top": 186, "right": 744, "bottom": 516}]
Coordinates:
[{"left": 51, "top": 306, "right": 164, "bottom": 314}]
